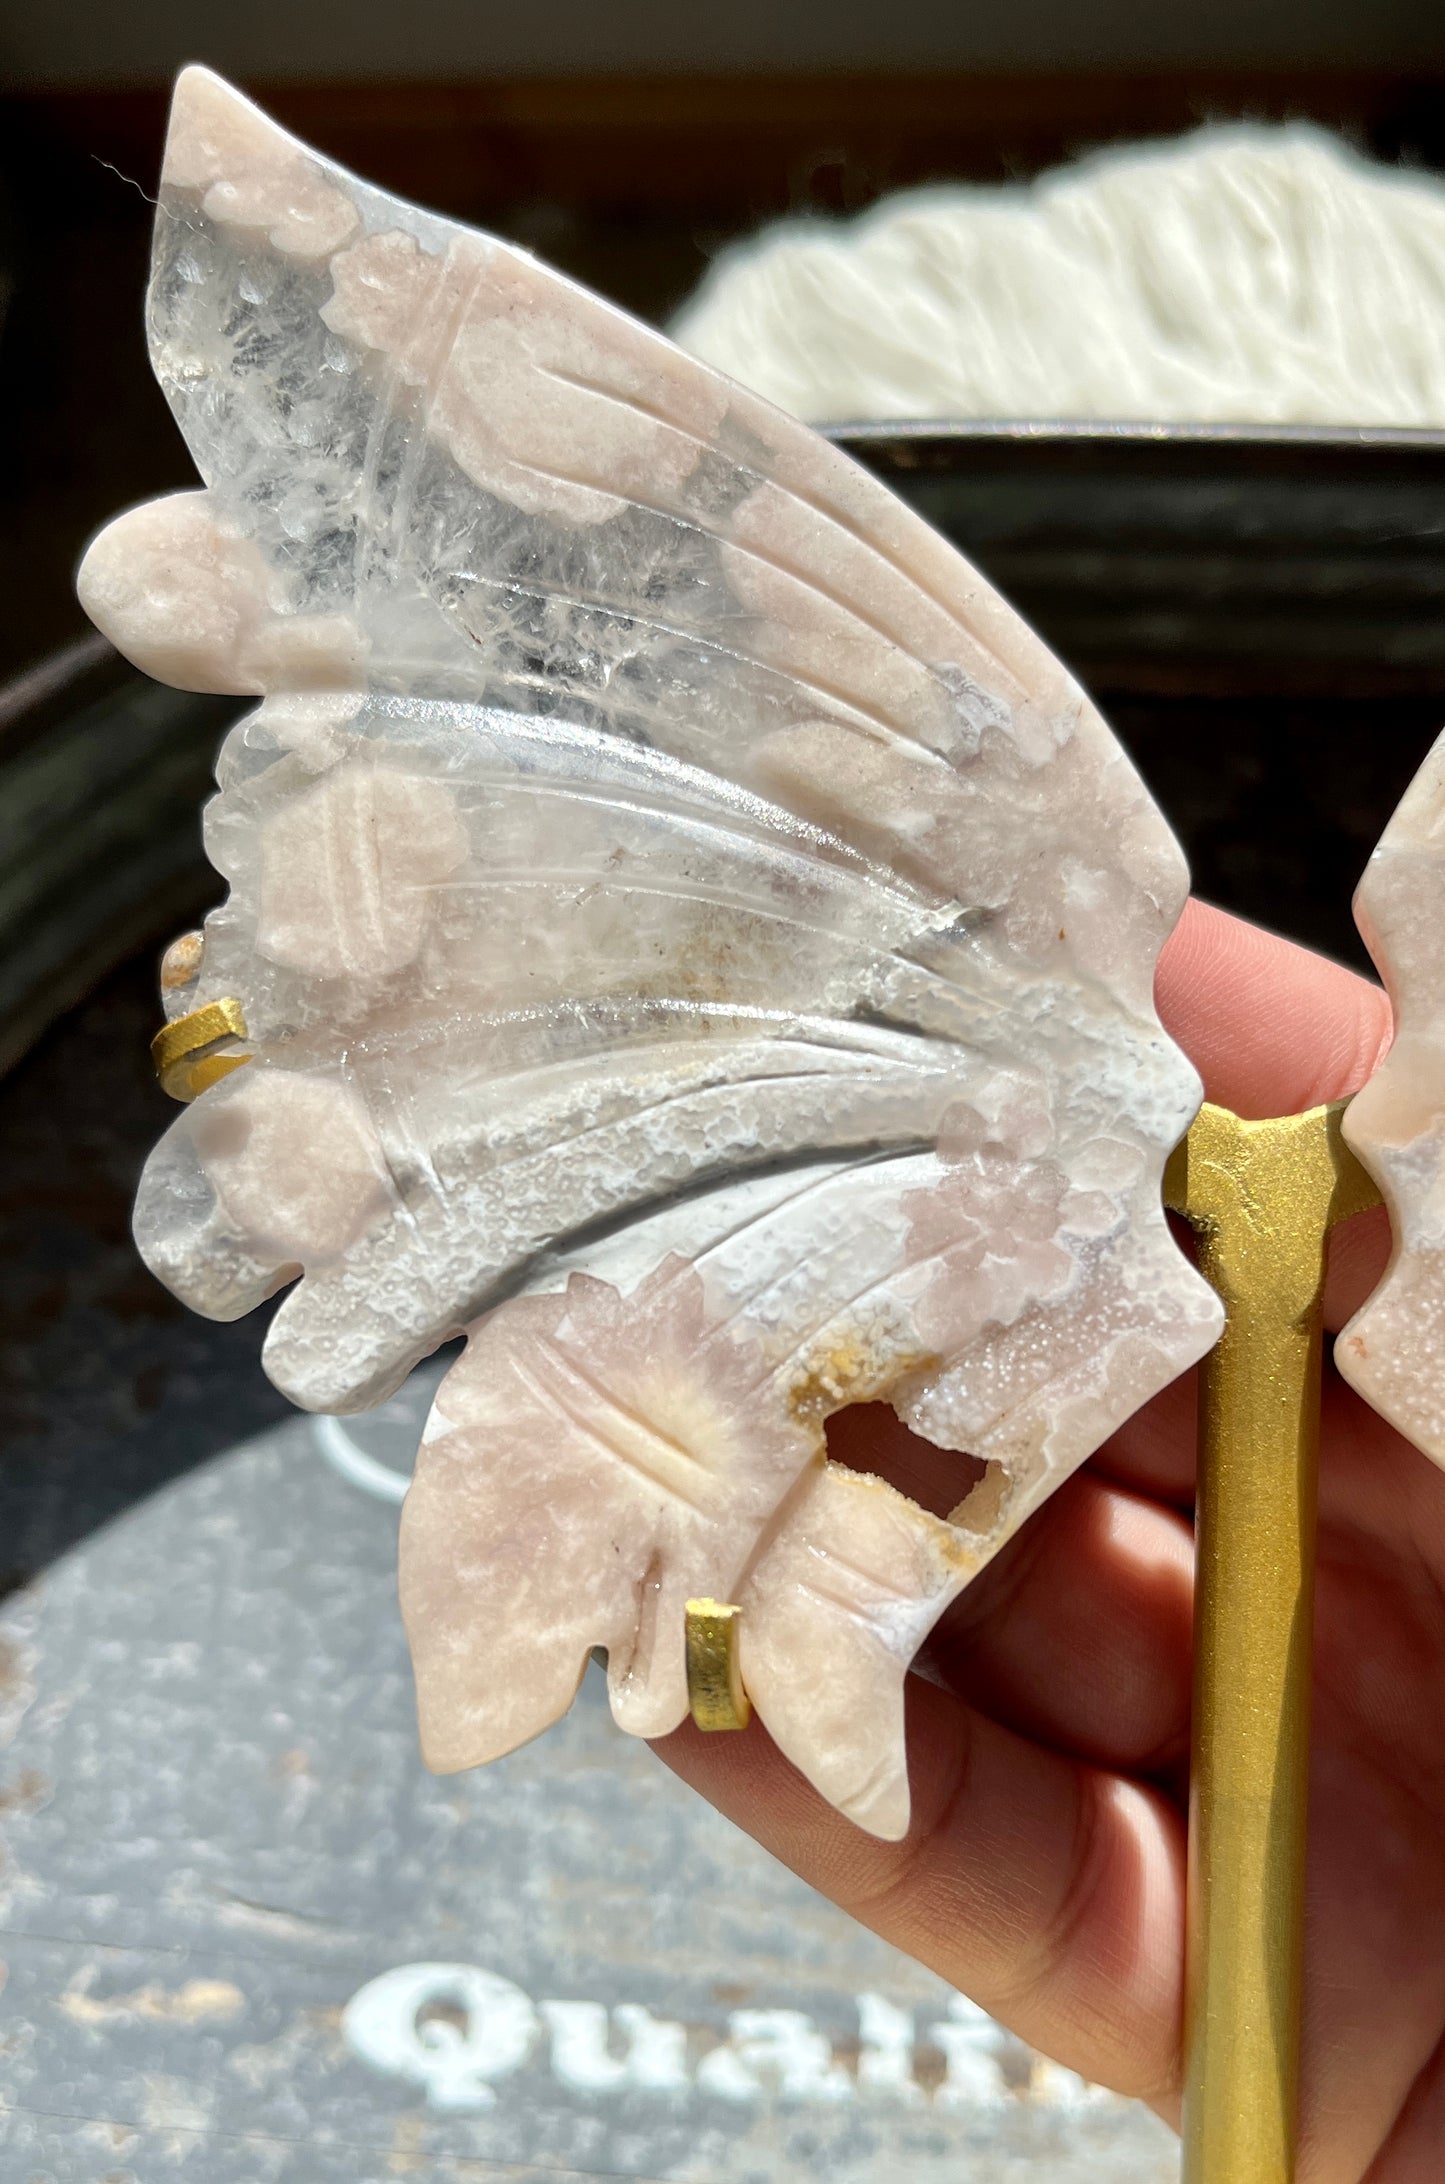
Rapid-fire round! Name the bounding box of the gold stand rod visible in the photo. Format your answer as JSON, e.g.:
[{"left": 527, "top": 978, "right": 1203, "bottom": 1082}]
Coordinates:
[{"left": 1166, "top": 1100, "right": 1378, "bottom": 2184}]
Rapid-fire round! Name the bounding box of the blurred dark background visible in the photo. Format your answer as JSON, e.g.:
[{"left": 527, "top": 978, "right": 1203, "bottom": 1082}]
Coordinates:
[
  {"left": 9, "top": 1, "right": 1445, "bottom": 685},
  {"left": 4, "top": 0, "right": 1445, "bottom": 1580}
]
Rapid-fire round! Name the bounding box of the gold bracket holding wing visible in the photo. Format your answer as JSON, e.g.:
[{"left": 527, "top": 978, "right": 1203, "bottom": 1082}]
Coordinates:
[
  {"left": 684, "top": 1599, "right": 752, "bottom": 1733},
  {"left": 151, "top": 996, "right": 251, "bottom": 1102}
]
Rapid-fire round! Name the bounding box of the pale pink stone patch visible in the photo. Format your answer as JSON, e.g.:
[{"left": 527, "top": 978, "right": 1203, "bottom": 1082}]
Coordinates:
[
  {"left": 400, "top": 1260, "right": 817, "bottom": 1761},
  {"left": 190, "top": 1071, "right": 392, "bottom": 1266},
  {"left": 1339, "top": 730, "right": 1445, "bottom": 1464},
  {"left": 78, "top": 492, "right": 272, "bottom": 695},
  {"left": 78, "top": 491, "right": 366, "bottom": 696},
  {"left": 255, "top": 763, "right": 468, "bottom": 981},
  {"left": 164, "top": 64, "right": 358, "bottom": 259},
  {"left": 739, "top": 1464, "right": 979, "bottom": 1840},
  {"left": 325, "top": 230, "right": 731, "bottom": 527},
  {"left": 903, "top": 1147, "right": 1076, "bottom": 1360}
]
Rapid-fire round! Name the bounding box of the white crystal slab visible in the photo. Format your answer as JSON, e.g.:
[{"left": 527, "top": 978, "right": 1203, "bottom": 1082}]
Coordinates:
[
  {"left": 1340, "top": 733, "right": 1445, "bottom": 1460},
  {"left": 79, "top": 69, "right": 1221, "bottom": 1835}
]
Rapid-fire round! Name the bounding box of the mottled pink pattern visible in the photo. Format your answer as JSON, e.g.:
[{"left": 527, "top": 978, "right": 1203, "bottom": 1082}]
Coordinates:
[
  {"left": 163, "top": 65, "right": 357, "bottom": 258},
  {"left": 1340, "top": 731, "right": 1445, "bottom": 1464},
  {"left": 738, "top": 1464, "right": 979, "bottom": 1840},
  {"left": 256, "top": 764, "right": 468, "bottom": 981},
  {"left": 190, "top": 1071, "right": 392, "bottom": 1266},
  {"left": 77, "top": 491, "right": 366, "bottom": 696},
  {"left": 81, "top": 70, "right": 1223, "bottom": 1835},
  {"left": 402, "top": 1261, "right": 813, "bottom": 1755}
]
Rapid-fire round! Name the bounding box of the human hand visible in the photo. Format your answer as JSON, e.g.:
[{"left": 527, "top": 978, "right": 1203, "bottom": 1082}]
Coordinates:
[{"left": 655, "top": 899, "right": 1445, "bottom": 2182}]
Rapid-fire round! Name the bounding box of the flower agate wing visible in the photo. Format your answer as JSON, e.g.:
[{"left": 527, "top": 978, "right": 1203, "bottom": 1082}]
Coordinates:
[
  {"left": 1339, "top": 735, "right": 1445, "bottom": 1459},
  {"left": 81, "top": 69, "right": 1221, "bottom": 1838}
]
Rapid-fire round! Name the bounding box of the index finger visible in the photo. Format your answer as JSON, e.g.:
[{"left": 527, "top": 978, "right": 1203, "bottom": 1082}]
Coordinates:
[
  {"left": 1095, "top": 898, "right": 1395, "bottom": 1507},
  {"left": 1156, "top": 898, "right": 1391, "bottom": 1121},
  {"left": 1156, "top": 896, "right": 1394, "bottom": 1334}
]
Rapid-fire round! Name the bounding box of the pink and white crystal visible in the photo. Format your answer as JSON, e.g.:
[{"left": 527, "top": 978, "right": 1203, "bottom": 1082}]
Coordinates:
[
  {"left": 1340, "top": 735, "right": 1445, "bottom": 1463},
  {"left": 80, "top": 69, "right": 1221, "bottom": 1838}
]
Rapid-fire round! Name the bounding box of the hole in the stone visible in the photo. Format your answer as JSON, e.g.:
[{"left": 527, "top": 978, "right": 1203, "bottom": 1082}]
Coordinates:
[
  {"left": 948, "top": 1457, "right": 1008, "bottom": 1536},
  {"left": 416, "top": 1997, "right": 469, "bottom": 2037},
  {"left": 825, "top": 1401, "right": 990, "bottom": 1523}
]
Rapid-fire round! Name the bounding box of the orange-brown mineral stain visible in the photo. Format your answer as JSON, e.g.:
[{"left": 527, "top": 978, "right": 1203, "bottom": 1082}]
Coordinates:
[
  {"left": 160, "top": 929, "right": 205, "bottom": 992},
  {"left": 784, "top": 1332, "right": 938, "bottom": 1428}
]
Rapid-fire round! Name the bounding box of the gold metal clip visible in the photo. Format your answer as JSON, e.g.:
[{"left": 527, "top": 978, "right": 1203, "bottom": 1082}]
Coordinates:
[
  {"left": 684, "top": 1599, "right": 751, "bottom": 1732},
  {"left": 151, "top": 996, "right": 251, "bottom": 1103}
]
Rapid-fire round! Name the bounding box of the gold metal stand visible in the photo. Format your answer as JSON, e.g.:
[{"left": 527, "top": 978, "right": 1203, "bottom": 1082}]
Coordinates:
[
  {"left": 1166, "top": 1101, "right": 1379, "bottom": 2183},
  {"left": 678, "top": 1099, "right": 1381, "bottom": 2177}
]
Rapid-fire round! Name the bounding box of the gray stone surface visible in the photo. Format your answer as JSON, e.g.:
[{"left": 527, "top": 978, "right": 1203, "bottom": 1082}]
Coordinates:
[{"left": 0, "top": 1420, "right": 1178, "bottom": 2182}]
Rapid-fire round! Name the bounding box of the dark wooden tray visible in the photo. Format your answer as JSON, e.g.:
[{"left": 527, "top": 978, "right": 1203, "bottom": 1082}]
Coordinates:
[{"left": 838, "top": 421, "right": 1445, "bottom": 697}]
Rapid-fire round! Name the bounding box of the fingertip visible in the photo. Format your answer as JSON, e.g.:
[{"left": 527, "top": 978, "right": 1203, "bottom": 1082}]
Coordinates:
[{"left": 1158, "top": 899, "right": 1391, "bottom": 1120}]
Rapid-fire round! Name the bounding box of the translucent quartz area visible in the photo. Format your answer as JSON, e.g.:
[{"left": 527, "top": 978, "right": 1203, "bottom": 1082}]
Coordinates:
[
  {"left": 81, "top": 69, "right": 1221, "bottom": 1836},
  {"left": 1340, "top": 735, "right": 1445, "bottom": 1462}
]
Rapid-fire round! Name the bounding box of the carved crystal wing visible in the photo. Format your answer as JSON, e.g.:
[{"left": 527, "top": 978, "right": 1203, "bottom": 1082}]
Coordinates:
[
  {"left": 1339, "top": 735, "right": 1445, "bottom": 1461},
  {"left": 79, "top": 69, "right": 1222, "bottom": 1837}
]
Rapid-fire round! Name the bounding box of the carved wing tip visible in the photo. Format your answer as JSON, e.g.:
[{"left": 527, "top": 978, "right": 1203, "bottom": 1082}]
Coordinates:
[
  {"left": 161, "top": 64, "right": 360, "bottom": 264},
  {"left": 168, "top": 62, "right": 287, "bottom": 135}
]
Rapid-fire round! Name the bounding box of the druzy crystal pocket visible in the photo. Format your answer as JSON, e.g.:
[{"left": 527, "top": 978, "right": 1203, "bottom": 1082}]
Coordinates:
[{"left": 80, "top": 69, "right": 1223, "bottom": 1837}]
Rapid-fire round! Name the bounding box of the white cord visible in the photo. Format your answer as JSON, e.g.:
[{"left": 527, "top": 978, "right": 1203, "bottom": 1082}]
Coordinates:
[
  {"left": 674, "top": 125, "right": 1445, "bottom": 428},
  {"left": 313, "top": 1412, "right": 413, "bottom": 1506}
]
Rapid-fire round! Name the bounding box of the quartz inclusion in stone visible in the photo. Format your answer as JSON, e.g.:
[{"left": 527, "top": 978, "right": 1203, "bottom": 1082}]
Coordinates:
[
  {"left": 80, "top": 68, "right": 1222, "bottom": 1838},
  {"left": 1340, "top": 734, "right": 1445, "bottom": 1465}
]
